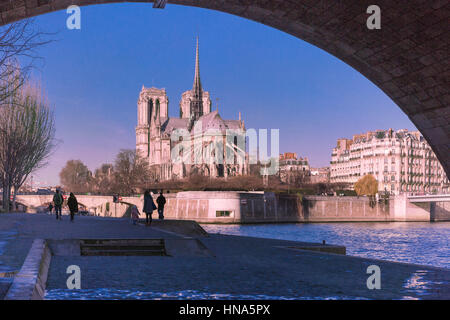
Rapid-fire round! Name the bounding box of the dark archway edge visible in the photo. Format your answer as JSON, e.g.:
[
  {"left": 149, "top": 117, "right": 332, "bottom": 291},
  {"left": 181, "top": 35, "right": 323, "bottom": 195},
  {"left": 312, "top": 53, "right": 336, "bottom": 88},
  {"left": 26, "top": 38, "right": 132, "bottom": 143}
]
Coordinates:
[{"left": 0, "top": 0, "right": 448, "bottom": 176}]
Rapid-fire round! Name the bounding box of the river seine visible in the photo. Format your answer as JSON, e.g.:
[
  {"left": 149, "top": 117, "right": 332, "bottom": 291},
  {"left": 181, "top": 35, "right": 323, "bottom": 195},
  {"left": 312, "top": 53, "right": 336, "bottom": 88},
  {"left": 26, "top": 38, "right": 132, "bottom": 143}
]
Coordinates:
[{"left": 202, "top": 222, "right": 450, "bottom": 269}]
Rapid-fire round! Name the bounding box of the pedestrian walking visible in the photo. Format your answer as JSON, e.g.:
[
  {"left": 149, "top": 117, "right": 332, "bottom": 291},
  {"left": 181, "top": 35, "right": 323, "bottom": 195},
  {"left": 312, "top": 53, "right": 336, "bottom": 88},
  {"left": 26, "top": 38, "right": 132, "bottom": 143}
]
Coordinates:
[
  {"left": 47, "top": 203, "right": 53, "bottom": 214},
  {"left": 143, "top": 190, "right": 156, "bottom": 226},
  {"left": 156, "top": 190, "right": 166, "bottom": 220},
  {"left": 130, "top": 205, "right": 140, "bottom": 225},
  {"left": 67, "top": 193, "right": 78, "bottom": 222},
  {"left": 53, "top": 189, "right": 63, "bottom": 220}
]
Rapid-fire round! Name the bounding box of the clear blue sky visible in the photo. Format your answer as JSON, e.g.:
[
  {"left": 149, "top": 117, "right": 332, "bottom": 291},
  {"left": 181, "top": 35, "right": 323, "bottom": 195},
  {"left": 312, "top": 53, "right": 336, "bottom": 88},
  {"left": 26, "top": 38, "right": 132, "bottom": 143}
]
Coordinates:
[{"left": 27, "top": 3, "right": 416, "bottom": 186}]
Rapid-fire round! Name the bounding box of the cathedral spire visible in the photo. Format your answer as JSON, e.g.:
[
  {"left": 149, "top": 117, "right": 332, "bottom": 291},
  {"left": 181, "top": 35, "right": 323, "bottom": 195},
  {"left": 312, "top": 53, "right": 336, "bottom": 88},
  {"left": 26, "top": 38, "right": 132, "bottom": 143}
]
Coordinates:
[
  {"left": 189, "top": 36, "right": 204, "bottom": 128},
  {"left": 193, "top": 36, "right": 202, "bottom": 94}
]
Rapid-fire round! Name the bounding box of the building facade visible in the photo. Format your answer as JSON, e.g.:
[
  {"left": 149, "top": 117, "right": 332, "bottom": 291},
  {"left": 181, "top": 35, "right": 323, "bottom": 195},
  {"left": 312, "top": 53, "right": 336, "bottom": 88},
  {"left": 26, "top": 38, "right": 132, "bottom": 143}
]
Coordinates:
[
  {"left": 310, "top": 167, "right": 330, "bottom": 184},
  {"left": 278, "top": 152, "right": 310, "bottom": 184},
  {"left": 136, "top": 39, "right": 248, "bottom": 182},
  {"left": 330, "top": 129, "right": 450, "bottom": 195}
]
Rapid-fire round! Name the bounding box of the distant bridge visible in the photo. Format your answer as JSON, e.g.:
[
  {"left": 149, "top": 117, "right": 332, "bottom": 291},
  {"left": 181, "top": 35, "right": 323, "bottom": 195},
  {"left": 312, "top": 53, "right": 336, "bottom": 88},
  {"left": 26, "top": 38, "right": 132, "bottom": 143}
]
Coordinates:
[
  {"left": 407, "top": 194, "right": 450, "bottom": 203},
  {"left": 14, "top": 194, "right": 144, "bottom": 216}
]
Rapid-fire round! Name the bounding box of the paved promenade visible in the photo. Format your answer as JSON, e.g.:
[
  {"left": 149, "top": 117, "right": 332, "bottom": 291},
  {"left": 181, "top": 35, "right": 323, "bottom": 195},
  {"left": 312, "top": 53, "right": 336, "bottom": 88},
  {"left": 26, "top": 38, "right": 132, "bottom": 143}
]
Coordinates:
[{"left": 1, "top": 213, "right": 449, "bottom": 299}]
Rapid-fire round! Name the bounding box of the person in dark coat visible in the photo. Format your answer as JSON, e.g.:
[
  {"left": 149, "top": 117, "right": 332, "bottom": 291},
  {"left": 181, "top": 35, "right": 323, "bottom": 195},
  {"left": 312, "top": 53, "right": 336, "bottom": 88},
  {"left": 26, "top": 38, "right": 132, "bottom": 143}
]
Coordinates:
[
  {"left": 156, "top": 191, "right": 166, "bottom": 220},
  {"left": 53, "top": 189, "right": 63, "bottom": 220},
  {"left": 67, "top": 193, "right": 78, "bottom": 222},
  {"left": 143, "top": 190, "right": 156, "bottom": 226}
]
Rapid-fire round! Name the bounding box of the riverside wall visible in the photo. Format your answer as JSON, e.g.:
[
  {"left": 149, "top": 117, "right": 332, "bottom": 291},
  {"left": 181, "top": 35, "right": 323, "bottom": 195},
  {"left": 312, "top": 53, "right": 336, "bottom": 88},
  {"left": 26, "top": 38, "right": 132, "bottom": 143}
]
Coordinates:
[
  {"left": 25, "top": 191, "right": 448, "bottom": 224},
  {"left": 158, "top": 192, "right": 450, "bottom": 223}
]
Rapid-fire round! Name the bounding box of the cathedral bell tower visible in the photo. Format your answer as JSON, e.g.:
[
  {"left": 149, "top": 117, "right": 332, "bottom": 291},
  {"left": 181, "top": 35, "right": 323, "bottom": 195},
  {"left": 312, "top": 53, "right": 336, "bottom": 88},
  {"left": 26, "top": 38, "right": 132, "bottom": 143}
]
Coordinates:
[{"left": 136, "top": 87, "right": 168, "bottom": 162}]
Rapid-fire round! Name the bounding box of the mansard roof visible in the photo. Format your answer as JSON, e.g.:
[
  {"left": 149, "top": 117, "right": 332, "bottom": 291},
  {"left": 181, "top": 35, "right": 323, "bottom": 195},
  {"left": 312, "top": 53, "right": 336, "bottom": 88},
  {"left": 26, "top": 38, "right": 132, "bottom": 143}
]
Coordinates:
[{"left": 349, "top": 128, "right": 424, "bottom": 144}]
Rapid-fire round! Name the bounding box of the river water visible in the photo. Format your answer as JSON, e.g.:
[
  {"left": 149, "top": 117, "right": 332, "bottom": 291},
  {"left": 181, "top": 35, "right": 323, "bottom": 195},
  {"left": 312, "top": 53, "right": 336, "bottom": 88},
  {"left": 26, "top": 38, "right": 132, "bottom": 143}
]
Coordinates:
[{"left": 202, "top": 222, "right": 450, "bottom": 269}]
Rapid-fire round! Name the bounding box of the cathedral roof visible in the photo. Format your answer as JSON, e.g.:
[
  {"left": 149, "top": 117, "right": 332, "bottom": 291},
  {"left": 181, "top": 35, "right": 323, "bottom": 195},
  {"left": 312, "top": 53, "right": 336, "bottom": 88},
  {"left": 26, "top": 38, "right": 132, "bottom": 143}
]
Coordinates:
[
  {"left": 196, "top": 110, "right": 244, "bottom": 133},
  {"left": 161, "top": 118, "right": 189, "bottom": 135},
  {"left": 224, "top": 120, "right": 243, "bottom": 130},
  {"left": 197, "top": 110, "right": 227, "bottom": 132},
  {"left": 160, "top": 110, "right": 243, "bottom": 137}
]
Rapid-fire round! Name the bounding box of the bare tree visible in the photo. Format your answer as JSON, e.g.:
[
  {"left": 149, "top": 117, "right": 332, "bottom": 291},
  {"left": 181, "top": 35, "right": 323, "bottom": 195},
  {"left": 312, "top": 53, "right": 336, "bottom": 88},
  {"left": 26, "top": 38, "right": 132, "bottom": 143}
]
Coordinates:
[
  {"left": 0, "top": 19, "right": 52, "bottom": 105},
  {"left": 11, "top": 85, "right": 56, "bottom": 209},
  {"left": 92, "top": 163, "right": 114, "bottom": 194},
  {"left": 112, "top": 149, "right": 150, "bottom": 196},
  {"left": 287, "top": 169, "right": 310, "bottom": 187},
  {"left": 0, "top": 79, "right": 56, "bottom": 211},
  {"left": 355, "top": 174, "right": 379, "bottom": 207},
  {"left": 0, "top": 19, "right": 53, "bottom": 211},
  {"left": 59, "top": 160, "right": 93, "bottom": 194}
]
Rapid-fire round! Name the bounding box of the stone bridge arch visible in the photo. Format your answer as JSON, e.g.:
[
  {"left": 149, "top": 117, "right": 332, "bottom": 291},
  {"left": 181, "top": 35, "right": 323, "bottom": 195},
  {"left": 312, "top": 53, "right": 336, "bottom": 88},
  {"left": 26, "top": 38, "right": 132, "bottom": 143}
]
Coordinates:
[
  {"left": 15, "top": 195, "right": 53, "bottom": 209},
  {"left": 15, "top": 194, "right": 144, "bottom": 215},
  {"left": 0, "top": 1, "right": 448, "bottom": 176},
  {"left": 120, "top": 197, "right": 143, "bottom": 208}
]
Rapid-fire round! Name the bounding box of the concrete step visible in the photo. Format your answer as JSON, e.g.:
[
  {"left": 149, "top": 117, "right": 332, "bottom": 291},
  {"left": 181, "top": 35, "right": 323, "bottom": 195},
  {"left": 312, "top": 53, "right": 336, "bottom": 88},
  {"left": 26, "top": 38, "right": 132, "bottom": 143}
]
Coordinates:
[
  {"left": 80, "top": 239, "right": 166, "bottom": 256},
  {"left": 81, "top": 244, "right": 164, "bottom": 251},
  {"left": 81, "top": 239, "right": 164, "bottom": 246},
  {"left": 81, "top": 249, "right": 166, "bottom": 256}
]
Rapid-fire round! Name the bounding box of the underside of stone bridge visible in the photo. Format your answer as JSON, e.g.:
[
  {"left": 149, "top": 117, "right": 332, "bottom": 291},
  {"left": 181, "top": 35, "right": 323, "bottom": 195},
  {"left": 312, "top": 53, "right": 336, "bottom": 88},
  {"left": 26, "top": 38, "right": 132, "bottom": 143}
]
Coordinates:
[{"left": 0, "top": 0, "right": 448, "bottom": 176}]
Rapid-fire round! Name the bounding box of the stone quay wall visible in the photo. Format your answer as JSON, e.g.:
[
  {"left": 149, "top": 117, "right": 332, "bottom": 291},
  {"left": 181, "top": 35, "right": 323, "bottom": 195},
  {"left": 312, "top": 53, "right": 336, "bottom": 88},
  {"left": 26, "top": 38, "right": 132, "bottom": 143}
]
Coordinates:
[
  {"left": 159, "top": 192, "right": 450, "bottom": 223},
  {"left": 41, "top": 191, "right": 448, "bottom": 223},
  {"left": 432, "top": 201, "right": 450, "bottom": 222}
]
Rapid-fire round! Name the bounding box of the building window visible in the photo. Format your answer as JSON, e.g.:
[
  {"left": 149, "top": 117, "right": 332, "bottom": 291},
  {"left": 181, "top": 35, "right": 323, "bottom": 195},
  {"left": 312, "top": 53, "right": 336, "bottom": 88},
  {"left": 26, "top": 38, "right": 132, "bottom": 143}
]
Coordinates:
[
  {"left": 147, "top": 99, "right": 153, "bottom": 124},
  {"left": 216, "top": 211, "right": 233, "bottom": 217},
  {"left": 155, "top": 99, "right": 160, "bottom": 117}
]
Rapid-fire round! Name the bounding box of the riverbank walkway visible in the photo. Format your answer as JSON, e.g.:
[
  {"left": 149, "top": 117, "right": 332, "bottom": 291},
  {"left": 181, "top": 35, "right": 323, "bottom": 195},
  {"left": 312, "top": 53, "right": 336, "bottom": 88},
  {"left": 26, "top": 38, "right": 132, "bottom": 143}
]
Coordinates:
[{"left": 0, "top": 213, "right": 449, "bottom": 299}]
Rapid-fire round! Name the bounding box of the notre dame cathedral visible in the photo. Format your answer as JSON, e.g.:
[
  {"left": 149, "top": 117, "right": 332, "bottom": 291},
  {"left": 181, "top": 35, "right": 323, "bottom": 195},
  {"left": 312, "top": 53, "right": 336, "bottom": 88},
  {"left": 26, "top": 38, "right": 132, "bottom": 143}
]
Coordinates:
[{"left": 136, "top": 38, "right": 248, "bottom": 182}]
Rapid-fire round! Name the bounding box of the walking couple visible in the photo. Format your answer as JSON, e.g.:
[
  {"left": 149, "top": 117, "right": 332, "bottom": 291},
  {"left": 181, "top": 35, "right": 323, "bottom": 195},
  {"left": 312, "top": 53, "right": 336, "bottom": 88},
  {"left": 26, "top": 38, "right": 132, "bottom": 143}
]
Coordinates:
[
  {"left": 142, "top": 190, "right": 166, "bottom": 226},
  {"left": 52, "top": 189, "right": 78, "bottom": 222}
]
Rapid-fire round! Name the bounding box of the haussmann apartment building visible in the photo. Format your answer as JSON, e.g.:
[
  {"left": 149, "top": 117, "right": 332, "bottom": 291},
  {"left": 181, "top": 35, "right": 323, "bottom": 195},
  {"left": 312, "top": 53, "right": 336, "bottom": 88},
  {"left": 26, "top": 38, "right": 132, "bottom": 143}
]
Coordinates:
[{"left": 330, "top": 129, "right": 449, "bottom": 195}]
